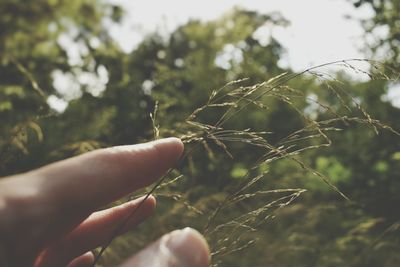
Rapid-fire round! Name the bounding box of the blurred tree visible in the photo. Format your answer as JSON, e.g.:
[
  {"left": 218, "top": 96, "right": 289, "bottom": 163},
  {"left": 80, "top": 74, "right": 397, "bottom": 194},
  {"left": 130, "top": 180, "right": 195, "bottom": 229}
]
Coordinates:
[
  {"left": 352, "top": 0, "right": 400, "bottom": 65},
  {"left": 1, "top": 1, "right": 399, "bottom": 267},
  {"left": 0, "top": 0, "right": 124, "bottom": 174}
]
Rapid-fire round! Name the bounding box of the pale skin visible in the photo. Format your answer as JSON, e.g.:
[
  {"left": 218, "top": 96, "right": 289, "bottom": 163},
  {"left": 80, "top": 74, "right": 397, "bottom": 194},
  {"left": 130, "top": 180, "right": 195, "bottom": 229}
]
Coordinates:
[{"left": 0, "top": 138, "right": 210, "bottom": 267}]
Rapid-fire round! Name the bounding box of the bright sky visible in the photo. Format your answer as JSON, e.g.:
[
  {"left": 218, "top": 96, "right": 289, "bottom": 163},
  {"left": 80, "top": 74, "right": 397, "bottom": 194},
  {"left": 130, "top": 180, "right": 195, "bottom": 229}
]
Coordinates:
[
  {"left": 107, "top": 0, "right": 373, "bottom": 71},
  {"left": 49, "top": 0, "right": 400, "bottom": 111}
]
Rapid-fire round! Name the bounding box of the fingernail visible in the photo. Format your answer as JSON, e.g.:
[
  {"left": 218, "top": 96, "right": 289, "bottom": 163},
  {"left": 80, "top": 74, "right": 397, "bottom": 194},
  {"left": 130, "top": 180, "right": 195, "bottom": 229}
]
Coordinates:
[{"left": 165, "top": 228, "right": 210, "bottom": 267}]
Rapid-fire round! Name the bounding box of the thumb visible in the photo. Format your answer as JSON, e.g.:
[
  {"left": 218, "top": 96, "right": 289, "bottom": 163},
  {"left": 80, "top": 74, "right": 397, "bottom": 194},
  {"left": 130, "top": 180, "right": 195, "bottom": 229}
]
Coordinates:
[{"left": 119, "top": 228, "right": 210, "bottom": 267}]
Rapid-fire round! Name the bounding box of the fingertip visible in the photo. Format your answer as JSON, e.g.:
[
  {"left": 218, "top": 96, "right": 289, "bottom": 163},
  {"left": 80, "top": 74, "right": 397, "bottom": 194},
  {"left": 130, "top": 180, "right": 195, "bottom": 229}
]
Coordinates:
[
  {"left": 134, "top": 194, "right": 156, "bottom": 216},
  {"left": 119, "top": 227, "right": 210, "bottom": 267},
  {"left": 147, "top": 194, "right": 157, "bottom": 209},
  {"left": 66, "top": 251, "right": 94, "bottom": 267},
  {"left": 166, "top": 228, "right": 210, "bottom": 267},
  {"left": 118, "top": 195, "right": 157, "bottom": 219},
  {"left": 152, "top": 137, "right": 184, "bottom": 163}
]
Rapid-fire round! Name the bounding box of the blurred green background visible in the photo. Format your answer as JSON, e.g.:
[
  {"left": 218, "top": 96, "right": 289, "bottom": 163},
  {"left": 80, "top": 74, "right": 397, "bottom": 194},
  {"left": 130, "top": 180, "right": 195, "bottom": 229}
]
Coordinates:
[{"left": 0, "top": 0, "right": 399, "bottom": 266}]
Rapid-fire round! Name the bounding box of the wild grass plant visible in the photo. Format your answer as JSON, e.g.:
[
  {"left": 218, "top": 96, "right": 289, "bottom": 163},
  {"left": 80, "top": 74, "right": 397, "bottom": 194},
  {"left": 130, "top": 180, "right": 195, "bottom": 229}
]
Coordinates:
[
  {"left": 1, "top": 52, "right": 399, "bottom": 267},
  {"left": 90, "top": 59, "right": 400, "bottom": 266},
  {"left": 1, "top": 2, "right": 400, "bottom": 266}
]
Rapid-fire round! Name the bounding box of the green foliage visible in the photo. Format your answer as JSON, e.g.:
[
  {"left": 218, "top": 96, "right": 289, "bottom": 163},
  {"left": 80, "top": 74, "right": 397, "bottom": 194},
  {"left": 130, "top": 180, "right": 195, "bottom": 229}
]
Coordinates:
[
  {"left": 352, "top": 0, "right": 400, "bottom": 65},
  {"left": 1, "top": 1, "right": 400, "bottom": 267}
]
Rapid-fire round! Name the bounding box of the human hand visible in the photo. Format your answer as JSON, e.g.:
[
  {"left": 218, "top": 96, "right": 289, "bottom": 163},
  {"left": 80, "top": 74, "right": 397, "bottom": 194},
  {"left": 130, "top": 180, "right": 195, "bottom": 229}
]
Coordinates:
[{"left": 0, "top": 138, "right": 210, "bottom": 267}]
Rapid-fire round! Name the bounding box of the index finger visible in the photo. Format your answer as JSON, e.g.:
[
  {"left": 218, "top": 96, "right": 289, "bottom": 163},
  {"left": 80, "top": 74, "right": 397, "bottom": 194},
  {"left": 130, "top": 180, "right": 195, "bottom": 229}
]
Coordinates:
[
  {"left": 36, "top": 137, "right": 184, "bottom": 212},
  {"left": 1, "top": 138, "right": 183, "bottom": 215}
]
